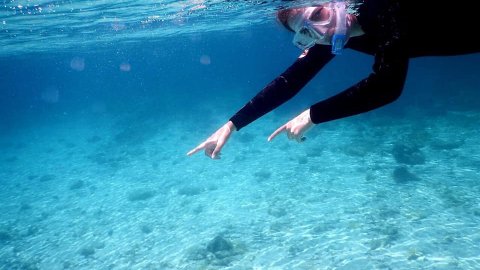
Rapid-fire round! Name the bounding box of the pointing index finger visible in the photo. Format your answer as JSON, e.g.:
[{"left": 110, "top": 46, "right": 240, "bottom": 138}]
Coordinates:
[
  {"left": 186, "top": 142, "right": 207, "bottom": 156},
  {"left": 268, "top": 125, "right": 286, "bottom": 142}
]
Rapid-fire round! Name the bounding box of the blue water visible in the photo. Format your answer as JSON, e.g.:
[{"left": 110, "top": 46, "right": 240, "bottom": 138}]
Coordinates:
[{"left": 1, "top": 1, "right": 480, "bottom": 269}]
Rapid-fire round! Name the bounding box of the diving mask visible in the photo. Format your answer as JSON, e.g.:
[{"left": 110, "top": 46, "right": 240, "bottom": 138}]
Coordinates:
[{"left": 292, "top": 2, "right": 348, "bottom": 55}]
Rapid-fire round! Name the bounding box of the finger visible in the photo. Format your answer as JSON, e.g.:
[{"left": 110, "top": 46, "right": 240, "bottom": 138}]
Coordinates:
[
  {"left": 211, "top": 146, "right": 222, "bottom": 159},
  {"left": 287, "top": 131, "right": 293, "bottom": 140},
  {"left": 294, "top": 130, "right": 304, "bottom": 142},
  {"left": 212, "top": 136, "right": 227, "bottom": 159},
  {"left": 206, "top": 146, "right": 221, "bottom": 159},
  {"left": 212, "top": 126, "right": 232, "bottom": 158},
  {"left": 205, "top": 145, "right": 214, "bottom": 158},
  {"left": 211, "top": 152, "right": 221, "bottom": 159},
  {"left": 186, "top": 142, "right": 207, "bottom": 156},
  {"left": 268, "top": 125, "right": 286, "bottom": 142}
]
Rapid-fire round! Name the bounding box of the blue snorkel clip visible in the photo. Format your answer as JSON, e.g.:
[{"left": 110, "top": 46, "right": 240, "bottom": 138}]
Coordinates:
[
  {"left": 331, "top": 1, "right": 347, "bottom": 55},
  {"left": 331, "top": 33, "right": 346, "bottom": 55}
]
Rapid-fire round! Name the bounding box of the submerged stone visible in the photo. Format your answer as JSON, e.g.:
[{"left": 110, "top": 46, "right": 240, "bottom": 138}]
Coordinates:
[
  {"left": 0, "top": 231, "right": 12, "bottom": 242},
  {"left": 268, "top": 206, "right": 288, "bottom": 218},
  {"left": 140, "top": 224, "right": 153, "bottom": 234},
  {"left": 393, "top": 166, "right": 421, "bottom": 183},
  {"left": 253, "top": 170, "right": 271, "bottom": 181},
  {"left": 20, "top": 203, "right": 32, "bottom": 211},
  {"left": 392, "top": 144, "right": 426, "bottom": 165},
  {"left": 27, "top": 175, "right": 39, "bottom": 180},
  {"left": 78, "top": 246, "right": 95, "bottom": 257},
  {"left": 177, "top": 186, "right": 202, "bottom": 196},
  {"left": 298, "top": 156, "right": 308, "bottom": 164},
  {"left": 39, "top": 174, "right": 56, "bottom": 182},
  {"left": 127, "top": 189, "right": 156, "bottom": 201},
  {"left": 430, "top": 139, "right": 464, "bottom": 150},
  {"left": 5, "top": 156, "right": 18, "bottom": 163},
  {"left": 305, "top": 146, "right": 323, "bottom": 157},
  {"left": 87, "top": 135, "right": 102, "bottom": 143},
  {"left": 186, "top": 235, "right": 246, "bottom": 266},
  {"left": 207, "top": 235, "right": 233, "bottom": 254},
  {"left": 69, "top": 180, "right": 85, "bottom": 190}
]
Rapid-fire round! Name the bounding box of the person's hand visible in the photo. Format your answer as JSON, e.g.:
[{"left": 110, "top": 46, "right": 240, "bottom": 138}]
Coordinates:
[
  {"left": 187, "top": 121, "right": 236, "bottom": 159},
  {"left": 268, "top": 109, "right": 313, "bottom": 142}
]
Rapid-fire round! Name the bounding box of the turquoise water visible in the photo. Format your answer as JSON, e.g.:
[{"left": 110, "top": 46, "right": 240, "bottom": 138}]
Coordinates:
[{"left": 1, "top": 1, "right": 480, "bottom": 269}]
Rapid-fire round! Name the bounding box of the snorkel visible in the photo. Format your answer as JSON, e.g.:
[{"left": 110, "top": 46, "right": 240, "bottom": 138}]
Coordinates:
[{"left": 331, "top": 1, "right": 347, "bottom": 55}]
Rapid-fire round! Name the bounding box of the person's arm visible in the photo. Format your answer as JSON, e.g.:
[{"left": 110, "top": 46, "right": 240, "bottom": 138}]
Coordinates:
[
  {"left": 187, "top": 45, "right": 334, "bottom": 159},
  {"left": 230, "top": 44, "right": 334, "bottom": 131},
  {"left": 309, "top": 1, "right": 408, "bottom": 124}
]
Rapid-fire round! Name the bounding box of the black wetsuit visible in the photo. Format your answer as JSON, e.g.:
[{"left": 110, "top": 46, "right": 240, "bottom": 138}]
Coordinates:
[{"left": 230, "top": 0, "right": 480, "bottom": 130}]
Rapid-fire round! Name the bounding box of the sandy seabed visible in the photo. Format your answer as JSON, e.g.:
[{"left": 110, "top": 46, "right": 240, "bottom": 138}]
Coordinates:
[{"left": 1, "top": 108, "right": 479, "bottom": 270}]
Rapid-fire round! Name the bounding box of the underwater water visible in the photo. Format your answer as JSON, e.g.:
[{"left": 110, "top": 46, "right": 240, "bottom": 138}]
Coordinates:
[{"left": 1, "top": 1, "right": 480, "bottom": 269}]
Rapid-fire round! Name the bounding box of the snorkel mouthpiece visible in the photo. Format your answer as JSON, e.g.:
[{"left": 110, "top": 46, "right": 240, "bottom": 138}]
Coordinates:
[{"left": 331, "top": 1, "right": 347, "bottom": 55}]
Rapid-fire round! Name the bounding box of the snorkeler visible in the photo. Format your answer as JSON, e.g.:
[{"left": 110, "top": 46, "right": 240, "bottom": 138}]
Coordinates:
[{"left": 188, "top": 0, "right": 480, "bottom": 159}]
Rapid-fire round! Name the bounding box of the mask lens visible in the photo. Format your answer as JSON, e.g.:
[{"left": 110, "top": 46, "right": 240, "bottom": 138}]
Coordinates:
[
  {"left": 293, "top": 26, "right": 317, "bottom": 50},
  {"left": 309, "top": 7, "right": 326, "bottom": 23},
  {"left": 307, "top": 7, "right": 332, "bottom": 25},
  {"left": 299, "top": 27, "right": 315, "bottom": 38}
]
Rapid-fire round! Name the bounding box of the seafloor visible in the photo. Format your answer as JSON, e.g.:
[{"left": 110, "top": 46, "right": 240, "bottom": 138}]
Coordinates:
[{"left": 1, "top": 106, "right": 479, "bottom": 270}]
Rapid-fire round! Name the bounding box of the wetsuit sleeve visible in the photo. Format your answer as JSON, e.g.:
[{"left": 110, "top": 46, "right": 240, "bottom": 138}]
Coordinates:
[
  {"left": 310, "top": 1, "right": 408, "bottom": 124},
  {"left": 230, "top": 45, "right": 334, "bottom": 130}
]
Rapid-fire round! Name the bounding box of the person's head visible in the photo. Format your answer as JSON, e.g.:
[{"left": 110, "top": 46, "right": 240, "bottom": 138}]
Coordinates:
[{"left": 277, "top": 2, "right": 360, "bottom": 53}]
